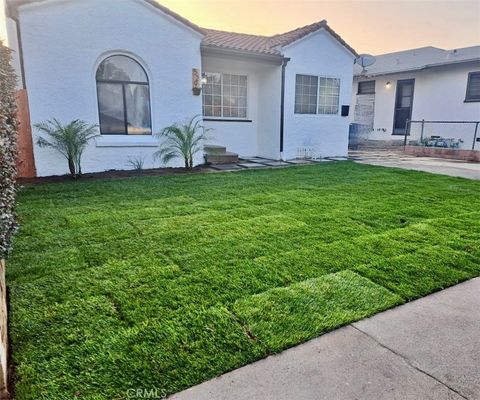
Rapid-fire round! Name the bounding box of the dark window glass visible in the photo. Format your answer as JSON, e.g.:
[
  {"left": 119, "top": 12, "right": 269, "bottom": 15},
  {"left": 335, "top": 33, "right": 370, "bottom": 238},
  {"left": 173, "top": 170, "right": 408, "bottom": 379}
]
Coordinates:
[
  {"left": 125, "top": 84, "right": 152, "bottom": 135},
  {"left": 97, "top": 83, "right": 126, "bottom": 134},
  {"left": 96, "top": 55, "right": 148, "bottom": 82},
  {"left": 466, "top": 72, "right": 480, "bottom": 102},
  {"left": 96, "top": 55, "right": 151, "bottom": 134},
  {"left": 358, "top": 80, "right": 375, "bottom": 94}
]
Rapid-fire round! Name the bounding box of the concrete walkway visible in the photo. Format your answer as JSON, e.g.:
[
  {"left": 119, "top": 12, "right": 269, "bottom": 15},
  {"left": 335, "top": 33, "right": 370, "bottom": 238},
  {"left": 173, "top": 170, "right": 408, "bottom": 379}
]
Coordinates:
[
  {"left": 350, "top": 150, "right": 480, "bottom": 180},
  {"left": 171, "top": 278, "right": 480, "bottom": 400}
]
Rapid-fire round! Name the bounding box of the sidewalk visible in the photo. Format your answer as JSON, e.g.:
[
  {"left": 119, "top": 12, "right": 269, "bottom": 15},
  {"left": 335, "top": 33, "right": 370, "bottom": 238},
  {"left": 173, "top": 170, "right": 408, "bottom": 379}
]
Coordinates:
[
  {"left": 171, "top": 277, "right": 480, "bottom": 400},
  {"left": 350, "top": 150, "right": 480, "bottom": 180}
]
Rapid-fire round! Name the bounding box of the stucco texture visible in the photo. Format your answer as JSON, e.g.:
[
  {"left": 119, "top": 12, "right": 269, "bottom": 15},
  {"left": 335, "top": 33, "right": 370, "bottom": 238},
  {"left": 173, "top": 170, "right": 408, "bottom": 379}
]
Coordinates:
[{"left": 20, "top": 0, "right": 203, "bottom": 176}]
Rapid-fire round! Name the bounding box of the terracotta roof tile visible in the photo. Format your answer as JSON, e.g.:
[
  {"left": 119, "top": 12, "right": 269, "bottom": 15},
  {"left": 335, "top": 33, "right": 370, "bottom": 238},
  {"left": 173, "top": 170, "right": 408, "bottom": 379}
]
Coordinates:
[
  {"left": 201, "top": 29, "right": 282, "bottom": 56},
  {"left": 201, "top": 20, "right": 358, "bottom": 57}
]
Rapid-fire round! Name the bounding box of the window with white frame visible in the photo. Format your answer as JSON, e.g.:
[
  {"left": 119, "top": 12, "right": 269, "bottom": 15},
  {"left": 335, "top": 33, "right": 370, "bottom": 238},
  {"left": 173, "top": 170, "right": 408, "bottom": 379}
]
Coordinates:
[
  {"left": 295, "top": 74, "right": 340, "bottom": 115},
  {"left": 202, "top": 73, "right": 248, "bottom": 118},
  {"left": 295, "top": 74, "right": 318, "bottom": 114}
]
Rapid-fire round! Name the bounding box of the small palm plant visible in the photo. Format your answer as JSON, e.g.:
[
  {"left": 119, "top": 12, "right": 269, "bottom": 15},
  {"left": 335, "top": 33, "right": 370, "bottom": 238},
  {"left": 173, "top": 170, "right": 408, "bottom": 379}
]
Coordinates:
[
  {"left": 35, "top": 119, "right": 98, "bottom": 178},
  {"left": 154, "top": 116, "right": 210, "bottom": 170}
]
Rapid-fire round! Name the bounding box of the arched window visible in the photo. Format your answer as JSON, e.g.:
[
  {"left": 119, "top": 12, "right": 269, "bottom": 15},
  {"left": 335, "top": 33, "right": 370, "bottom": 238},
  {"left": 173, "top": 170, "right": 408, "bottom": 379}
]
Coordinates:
[{"left": 96, "top": 55, "right": 152, "bottom": 135}]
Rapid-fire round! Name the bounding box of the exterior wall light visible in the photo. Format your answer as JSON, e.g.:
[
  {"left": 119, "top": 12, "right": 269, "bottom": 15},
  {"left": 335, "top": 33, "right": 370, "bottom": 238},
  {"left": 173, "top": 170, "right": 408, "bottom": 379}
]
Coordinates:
[
  {"left": 386, "top": 81, "right": 391, "bottom": 88},
  {"left": 192, "top": 68, "right": 202, "bottom": 95}
]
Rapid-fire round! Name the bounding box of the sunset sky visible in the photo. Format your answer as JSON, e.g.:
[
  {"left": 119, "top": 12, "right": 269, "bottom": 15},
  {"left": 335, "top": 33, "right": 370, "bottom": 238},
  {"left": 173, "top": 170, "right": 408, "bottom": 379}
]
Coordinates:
[{"left": 160, "top": 0, "right": 480, "bottom": 54}]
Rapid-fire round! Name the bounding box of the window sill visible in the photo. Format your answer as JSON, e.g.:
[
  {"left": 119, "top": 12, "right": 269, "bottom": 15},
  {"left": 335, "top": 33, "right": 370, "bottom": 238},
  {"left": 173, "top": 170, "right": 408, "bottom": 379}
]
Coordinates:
[
  {"left": 95, "top": 136, "right": 158, "bottom": 148},
  {"left": 464, "top": 99, "right": 480, "bottom": 103},
  {"left": 203, "top": 118, "right": 252, "bottom": 123},
  {"left": 293, "top": 113, "right": 340, "bottom": 117}
]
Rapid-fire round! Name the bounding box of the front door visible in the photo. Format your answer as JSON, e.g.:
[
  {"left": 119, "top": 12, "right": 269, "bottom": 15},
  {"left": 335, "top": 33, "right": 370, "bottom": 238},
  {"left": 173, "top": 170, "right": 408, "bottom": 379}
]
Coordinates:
[{"left": 393, "top": 79, "right": 415, "bottom": 134}]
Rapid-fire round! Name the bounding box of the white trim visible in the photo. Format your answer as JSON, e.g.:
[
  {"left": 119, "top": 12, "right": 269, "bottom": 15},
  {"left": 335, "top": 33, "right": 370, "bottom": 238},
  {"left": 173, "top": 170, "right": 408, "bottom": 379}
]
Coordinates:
[
  {"left": 136, "top": 0, "right": 204, "bottom": 39},
  {"left": 356, "top": 58, "right": 480, "bottom": 78},
  {"left": 281, "top": 28, "right": 356, "bottom": 59},
  {"left": 294, "top": 73, "right": 341, "bottom": 116},
  {"left": 95, "top": 136, "right": 158, "bottom": 148},
  {"left": 16, "top": 0, "right": 204, "bottom": 39},
  {"left": 202, "top": 71, "right": 250, "bottom": 120}
]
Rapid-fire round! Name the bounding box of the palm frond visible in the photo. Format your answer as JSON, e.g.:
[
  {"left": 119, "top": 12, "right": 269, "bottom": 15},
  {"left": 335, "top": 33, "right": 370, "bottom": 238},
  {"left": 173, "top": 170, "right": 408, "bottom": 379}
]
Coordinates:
[
  {"left": 154, "top": 116, "right": 210, "bottom": 169},
  {"left": 34, "top": 118, "right": 99, "bottom": 177}
]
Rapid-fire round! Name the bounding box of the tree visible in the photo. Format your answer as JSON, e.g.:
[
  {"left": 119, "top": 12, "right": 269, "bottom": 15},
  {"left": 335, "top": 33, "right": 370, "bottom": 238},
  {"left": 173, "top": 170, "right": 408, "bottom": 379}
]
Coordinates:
[
  {"left": 35, "top": 119, "right": 98, "bottom": 178},
  {"left": 0, "top": 41, "right": 19, "bottom": 259},
  {"left": 154, "top": 116, "right": 210, "bottom": 170}
]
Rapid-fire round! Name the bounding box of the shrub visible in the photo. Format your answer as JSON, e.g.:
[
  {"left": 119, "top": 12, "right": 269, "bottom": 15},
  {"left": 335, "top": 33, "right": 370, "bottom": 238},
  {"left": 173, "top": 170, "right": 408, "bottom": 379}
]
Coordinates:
[
  {"left": 0, "top": 41, "right": 19, "bottom": 258},
  {"left": 126, "top": 155, "right": 146, "bottom": 171},
  {"left": 154, "top": 116, "right": 210, "bottom": 170},
  {"left": 35, "top": 119, "right": 98, "bottom": 178}
]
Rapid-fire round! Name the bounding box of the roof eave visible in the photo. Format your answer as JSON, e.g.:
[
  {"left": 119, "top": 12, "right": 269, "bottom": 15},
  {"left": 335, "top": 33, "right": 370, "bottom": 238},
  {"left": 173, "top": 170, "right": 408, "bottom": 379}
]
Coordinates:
[
  {"left": 6, "top": 0, "right": 205, "bottom": 36},
  {"left": 279, "top": 24, "right": 358, "bottom": 58},
  {"left": 201, "top": 45, "right": 286, "bottom": 65},
  {"left": 355, "top": 57, "right": 480, "bottom": 78}
]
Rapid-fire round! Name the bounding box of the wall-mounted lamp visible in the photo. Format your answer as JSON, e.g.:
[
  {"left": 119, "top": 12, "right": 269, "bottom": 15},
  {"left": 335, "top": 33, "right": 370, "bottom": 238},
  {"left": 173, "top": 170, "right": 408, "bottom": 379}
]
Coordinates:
[
  {"left": 386, "top": 81, "right": 392, "bottom": 89},
  {"left": 192, "top": 68, "right": 202, "bottom": 95},
  {"left": 201, "top": 73, "right": 207, "bottom": 86}
]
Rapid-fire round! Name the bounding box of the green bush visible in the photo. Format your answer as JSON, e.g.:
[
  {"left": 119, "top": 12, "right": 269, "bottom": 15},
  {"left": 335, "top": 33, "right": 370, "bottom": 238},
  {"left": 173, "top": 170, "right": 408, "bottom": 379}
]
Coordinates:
[
  {"left": 0, "top": 41, "right": 19, "bottom": 258},
  {"left": 35, "top": 119, "right": 98, "bottom": 178},
  {"left": 154, "top": 116, "right": 210, "bottom": 169}
]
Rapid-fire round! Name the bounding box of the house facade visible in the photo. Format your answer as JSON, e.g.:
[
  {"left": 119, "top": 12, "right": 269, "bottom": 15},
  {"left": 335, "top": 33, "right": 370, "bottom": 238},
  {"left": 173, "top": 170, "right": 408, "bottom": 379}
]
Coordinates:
[
  {"left": 4, "top": 0, "right": 357, "bottom": 177},
  {"left": 351, "top": 46, "right": 480, "bottom": 149}
]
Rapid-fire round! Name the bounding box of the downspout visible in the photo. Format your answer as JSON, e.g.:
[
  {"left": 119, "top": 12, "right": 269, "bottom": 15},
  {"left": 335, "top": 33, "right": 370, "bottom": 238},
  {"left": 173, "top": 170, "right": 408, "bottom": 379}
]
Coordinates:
[
  {"left": 279, "top": 57, "right": 290, "bottom": 160},
  {"left": 9, "top": 14, "right": 26, "bottom": 89}
]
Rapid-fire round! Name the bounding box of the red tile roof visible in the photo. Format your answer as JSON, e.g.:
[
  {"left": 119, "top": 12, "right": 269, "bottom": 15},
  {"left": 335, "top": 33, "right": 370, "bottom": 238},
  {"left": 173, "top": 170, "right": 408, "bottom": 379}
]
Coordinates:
[
  {"left": 201, "top": 29, "right": 282, "bottom": 56},
  {"left": 201, "top": 20, "right": 357, "bottom": 58}
]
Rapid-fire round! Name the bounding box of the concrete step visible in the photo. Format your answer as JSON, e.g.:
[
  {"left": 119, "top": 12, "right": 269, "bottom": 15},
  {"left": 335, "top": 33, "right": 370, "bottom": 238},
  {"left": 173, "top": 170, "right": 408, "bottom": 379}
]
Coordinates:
[
  {"left": 352, "top": 140, "right": 405, "bottom": 151},
  {"left": 204, "top": 145, "right": 227, "bottom": 155},
  {"left": 205, "top": 151, "right": 239, "bottom": 165}
]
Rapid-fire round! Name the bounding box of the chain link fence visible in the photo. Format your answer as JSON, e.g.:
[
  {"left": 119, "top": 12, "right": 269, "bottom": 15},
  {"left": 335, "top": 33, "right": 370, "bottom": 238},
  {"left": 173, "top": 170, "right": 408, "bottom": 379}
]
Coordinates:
[{"left": 404, "top": 120, "right": 480, "bottom": 151}]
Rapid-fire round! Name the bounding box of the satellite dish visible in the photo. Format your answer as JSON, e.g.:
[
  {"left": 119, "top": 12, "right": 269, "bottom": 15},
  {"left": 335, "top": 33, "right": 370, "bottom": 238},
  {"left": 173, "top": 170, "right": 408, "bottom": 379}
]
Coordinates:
[{"left": 355, "top": 54, "right": 376, "bottom": 72}]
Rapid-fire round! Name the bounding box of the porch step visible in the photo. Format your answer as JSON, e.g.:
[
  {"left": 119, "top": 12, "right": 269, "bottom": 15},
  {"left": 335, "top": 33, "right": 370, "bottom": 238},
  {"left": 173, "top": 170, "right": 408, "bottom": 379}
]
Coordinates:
[
  {"left": 204, "top": 144, "right": 239, "bottom": 165},
  {"left": 205, "top": 151, "right": 239, "bottom": 165},
  {"left": 350, "top": 139, "right": 405, "bottom": 151},
  {"left": 204, "top": 145, "right": 227, "bottom": 155}
]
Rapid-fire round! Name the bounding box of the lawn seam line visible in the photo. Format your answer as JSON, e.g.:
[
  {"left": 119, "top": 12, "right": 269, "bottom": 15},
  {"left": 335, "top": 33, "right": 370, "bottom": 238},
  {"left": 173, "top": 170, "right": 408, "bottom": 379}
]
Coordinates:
[
  {"left": 351, "top": 325, "right": 469, "bottom": 400},
  {"left": 104, "top": 292, "right": 131, "bottom": 326},
  {"left": 226, "top": 307, "right": 269, "bottom": 351}
]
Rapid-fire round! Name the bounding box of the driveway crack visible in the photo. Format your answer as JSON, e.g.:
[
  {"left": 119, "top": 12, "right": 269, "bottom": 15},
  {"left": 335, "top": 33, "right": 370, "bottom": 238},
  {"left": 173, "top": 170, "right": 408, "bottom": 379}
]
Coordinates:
[{"left": 351, "top": 324, "right": 470, "bottom": 400}]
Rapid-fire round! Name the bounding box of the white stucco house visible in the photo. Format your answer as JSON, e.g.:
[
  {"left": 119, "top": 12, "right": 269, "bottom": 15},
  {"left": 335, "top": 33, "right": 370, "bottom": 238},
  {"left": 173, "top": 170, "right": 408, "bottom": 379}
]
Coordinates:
[
  {"left": 351, "top": 46, "right": 480, "bottom": 149},
  {"left": 3, "top": 0, "right": 358, "bottom": 177}
]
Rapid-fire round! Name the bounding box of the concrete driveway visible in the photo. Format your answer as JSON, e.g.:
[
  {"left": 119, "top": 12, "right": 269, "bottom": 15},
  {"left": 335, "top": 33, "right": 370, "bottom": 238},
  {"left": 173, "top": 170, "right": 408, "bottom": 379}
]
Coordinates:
[
  {"left": 349, "top": 149, "right": 480, "bottom": 180},
  {"left": 170, "top": 277, "right": 480, "bottom": 400}
]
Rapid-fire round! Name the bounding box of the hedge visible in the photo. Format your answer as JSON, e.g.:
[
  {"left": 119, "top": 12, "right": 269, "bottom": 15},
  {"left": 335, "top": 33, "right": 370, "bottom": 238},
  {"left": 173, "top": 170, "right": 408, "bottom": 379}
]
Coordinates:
[{"left": 0, "top": 41, "right": 19, "bottom": 258}]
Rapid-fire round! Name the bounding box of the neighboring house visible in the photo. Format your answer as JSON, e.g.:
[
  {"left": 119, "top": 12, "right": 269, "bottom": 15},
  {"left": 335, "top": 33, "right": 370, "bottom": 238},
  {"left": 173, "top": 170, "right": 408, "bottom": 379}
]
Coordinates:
[
  {"left": 351, "top": 46, "right": 480, "bottom": 148},
  {"left": 4, "top": 0, "right": 357, "bottom": 177}
]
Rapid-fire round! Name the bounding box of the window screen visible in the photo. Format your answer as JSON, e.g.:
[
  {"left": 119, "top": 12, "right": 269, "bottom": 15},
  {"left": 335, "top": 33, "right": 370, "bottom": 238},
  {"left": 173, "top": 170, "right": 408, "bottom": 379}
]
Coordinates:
[
  {"left": 466, "top": 72, "right": 480, "bottom": 102},
  {"left": 357, "top": 80, "right": 375, "bottom": 95}
]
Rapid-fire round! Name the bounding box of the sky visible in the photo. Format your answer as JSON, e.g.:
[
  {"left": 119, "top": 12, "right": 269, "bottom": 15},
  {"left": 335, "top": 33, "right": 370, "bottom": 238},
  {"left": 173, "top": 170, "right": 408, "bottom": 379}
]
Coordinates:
[{"left": 160, "top": 0, "right": 480, "bottom": 55}]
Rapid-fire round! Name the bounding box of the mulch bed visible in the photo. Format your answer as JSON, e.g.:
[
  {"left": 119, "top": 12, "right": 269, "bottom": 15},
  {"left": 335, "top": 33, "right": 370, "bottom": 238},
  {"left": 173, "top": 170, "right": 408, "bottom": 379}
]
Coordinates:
[{"left": 17, "top": 166, "right": 216, "bottom": 185}]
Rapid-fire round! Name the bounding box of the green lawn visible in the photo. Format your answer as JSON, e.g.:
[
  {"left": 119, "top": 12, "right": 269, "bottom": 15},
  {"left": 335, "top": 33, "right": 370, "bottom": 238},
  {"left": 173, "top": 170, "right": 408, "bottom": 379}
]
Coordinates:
[{"left": 8, "top": 162, "right": 480, "bottom": 399}]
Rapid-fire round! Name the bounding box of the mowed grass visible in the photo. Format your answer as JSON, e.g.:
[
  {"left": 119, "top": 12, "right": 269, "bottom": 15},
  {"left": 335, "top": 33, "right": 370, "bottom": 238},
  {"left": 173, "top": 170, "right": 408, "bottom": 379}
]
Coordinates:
[{"left": 8, "top": 162, "right": 480, "bottom": 399}]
